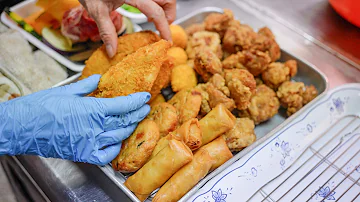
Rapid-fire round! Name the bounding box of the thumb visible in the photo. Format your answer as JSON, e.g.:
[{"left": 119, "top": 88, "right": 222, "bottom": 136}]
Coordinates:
[
  {"left": 92, "top": 8, "right": 118, "bottom": 58},
  {"left": 54, "top": 74, "right": 101, "bottom": 96}
]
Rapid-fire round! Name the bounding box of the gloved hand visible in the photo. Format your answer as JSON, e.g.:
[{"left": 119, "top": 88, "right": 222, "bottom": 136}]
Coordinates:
[{"left": 0, "top": 75, "right": 150, "bottom": 165}]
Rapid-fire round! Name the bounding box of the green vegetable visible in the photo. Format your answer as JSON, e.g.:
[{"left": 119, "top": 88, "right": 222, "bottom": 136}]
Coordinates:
[
  {"left": 4, "top": 7, "right": 41, "bottom": 40},
  {"left": 42, "top": 27, "right": 73, "bottom": 51},
  {"left": 121, "top": 4, "right": 142, "bottom": 14}
]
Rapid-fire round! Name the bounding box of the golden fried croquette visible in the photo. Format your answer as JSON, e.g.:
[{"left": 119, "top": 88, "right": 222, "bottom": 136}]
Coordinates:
[
  {"left": 223, "top": 21, "right": 257, "bottom": 54},
  {"left": 239, "top": 84, "right": 280, "bottom": 124},
  {"left": 186, "top": 31, "right": 223, "bottom": 59},
  {"left": 185, "top": 23, "right": 205, "bottom": 37},
  {"left": 93, "top": 40, "right": 171, "bottom": 98},
  {"left": 302, "top": 85, "right": 318, "bottom": 105},
  {"left": 112, "top": 119, "right": 160, "bottom": 172},
  {"left": 223, "top": 118, "right": 256, "bottom": 152},
  {"left": 147, "top": 103, "right": 178, "bottom": 137},
  {"left": 149, "top": 94, "right": 165, "bottom": 107},
  {"left": 168, "top": 88, "right": 202, "bottom": 124},
  {"left": 206, "top": 83, "right": 236, "bottom": 111},
  {"left": 194, "top": 84, "right": 212, "bottom": 116},
  {"left": 80, "top": 31, "right": 160, "bottom": 80},
  {"left": 204, "top": 9, "right": 234, "bottom": 38},
  {"left": 187, "top": 59, "right": 195, "bottom": 68},
  {"left": 251, "top": 27, "right": 281, "bottom": 62},
  {"left": 167, "top": 47, "right": 188, "bottom": 67},
  {"left": 194, "top": 47, "right": 223, "bottom": 82},
  {"left": 150, "top": 57, "right": 174, "bottom": 101},
  {"left": 261, "top": 60, "right": 298, "bottom": 89},
  {"left": 170, "top": 24, "right": 188, "bottom": 49},
  {"left": 224, "top": 69, "right": 256, "bottom": 93},
  {"left": 171, "top": 64, "right": 197, "bottom": 92},
  {"left": 277, "top": 81, "right": 305, "bottom": 116}
]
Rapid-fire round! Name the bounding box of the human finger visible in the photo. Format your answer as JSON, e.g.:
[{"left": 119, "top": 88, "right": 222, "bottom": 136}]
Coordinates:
[
  {"left": 152, "top": 0, "right": 177, "bottom": 23},
  {"left": 125, "top": 0, "right": 172, "bottom": 40},
  {"left": 103, "top": 105, "right": 150, "bottom": 131},
  {"left": 91, "top": 143, "right": 122, "bottom": 165},
  {"left": 98, "top": 92, "right": 151, "bottom": 116},
  {"left": 97, "top": 123, "right": 137, "bottom": 149}
]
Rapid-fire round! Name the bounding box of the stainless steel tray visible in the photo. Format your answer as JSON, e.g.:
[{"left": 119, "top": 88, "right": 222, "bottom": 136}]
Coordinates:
[{"left": 54, "top": 7, "right": 328, "bottom": 202}]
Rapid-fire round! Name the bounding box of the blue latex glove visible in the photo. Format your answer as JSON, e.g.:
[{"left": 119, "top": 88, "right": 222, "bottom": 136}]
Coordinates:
[{"left": 0, "top": 75, "right": 151, "bottom": 165}]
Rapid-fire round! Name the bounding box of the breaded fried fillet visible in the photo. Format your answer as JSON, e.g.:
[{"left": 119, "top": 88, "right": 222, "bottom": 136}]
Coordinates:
[
  {"left": 80, "top": 31, "right": 160, "bottom": 79},
  {"left": 93, "top": 40, "right": 171, "bottom": 98}
]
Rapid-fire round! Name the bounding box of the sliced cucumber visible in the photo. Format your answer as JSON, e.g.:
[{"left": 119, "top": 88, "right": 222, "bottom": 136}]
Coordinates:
[
  {"left": 68, "top": 49, "right": 96, "bottom": 62},
  {"left": 123, "top": 17, "right": 134, "bottom": 34},
  {"left": 41, "top": 27, "right": 73, "bottom": 52}
]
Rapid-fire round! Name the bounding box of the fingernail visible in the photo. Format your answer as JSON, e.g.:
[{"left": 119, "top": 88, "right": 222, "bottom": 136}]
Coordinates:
[
  {"left": 106, "top": 45, "right": 114, "bottom": 58},
  {"left": 142, "top": 93, "right": 151, "bottom": 103}
]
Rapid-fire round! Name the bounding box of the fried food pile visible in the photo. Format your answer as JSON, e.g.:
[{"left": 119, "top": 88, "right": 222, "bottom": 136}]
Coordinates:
[{"left": 80, "top": 8, "right": 319, "bottom": 201}]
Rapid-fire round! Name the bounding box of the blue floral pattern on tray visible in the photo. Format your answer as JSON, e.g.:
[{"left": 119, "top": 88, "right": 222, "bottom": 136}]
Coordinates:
[{"left": 187, "top": 84, "right": 360, "bottom": 202}]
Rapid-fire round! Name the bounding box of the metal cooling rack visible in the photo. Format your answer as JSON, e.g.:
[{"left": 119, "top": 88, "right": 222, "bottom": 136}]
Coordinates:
[{"left": 249, "top": 115, "right": 360, "bottom": 202}]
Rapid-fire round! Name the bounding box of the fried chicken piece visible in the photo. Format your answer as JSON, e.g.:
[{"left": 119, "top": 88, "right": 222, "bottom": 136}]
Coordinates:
[
  {"left": 194, "top": 47, "right": 223, "bottom": 82},
  {"left": 206, "top": 83, "right": 236, "bottom": 112},
  {"left": 223, "top": 118, "right": 256, "bottom": 152},
  {"left": 222, "top": 50, "right": 271, "bottom": 76},
  {"left": 242, "top": 50, "right": 271, "bottom": 76},
  {"left": 171, "top": 64, "right": 197, "bottom": 92},
  {"left": 302, "top": 85, "right": 318, "bottom": 105},
  {"left": 168, "top": 88, "right": 202, "bottom": 124},
  {"left": 261, "top": 60, "right": 298, "bottom": 89},
  {"left": 251, "top": 27, "right": 281, "bottom": 62},
  {"left": 149, "top": 57, "right": 174, "bottom": 102},
  {"left": 222, "top": 52, "right": 246, "bottom": 69},
  {"left": 80, "top": 31, "right": 160, "bottom": 80},
  {"left": 93, "top": 40, "right": 171, "bottom": 98},
  {"left": 185, "top": 23, "right": 205, "bottom": 37},
  {"left": 224, "top": 69, "right": 256, "bottom": 93},
  {"left": 239, "top": 84, "right": 280, "bottom": 124},
  {"left": 186, "top": 31, "right": 223, "bottom": 59},
  {"left": 204, "top": 9, "right": 234, "bottom": 38},
  {"left": 208, "top": 74, "right": 230, "bottom": 96},
  {"left": 147, "top": 103, "right": 178, "bottom": 137},
  {"left": 223, "top": 21, "right": 257, "bottom": 54},
  {"left": 170, "top": 24, "right": 188, "bottom": 49},
  {"left": 227, "top": 79, "right": 252, "bottom": 110},
  {"left": 187, "top": 59, "right": 194, "bottom": 68},
  {"left": 194, "top": 84, "right": 211, "bottom": 116},
  {"left": 277, "top": 81, "right": 305, "bottom": 116}
]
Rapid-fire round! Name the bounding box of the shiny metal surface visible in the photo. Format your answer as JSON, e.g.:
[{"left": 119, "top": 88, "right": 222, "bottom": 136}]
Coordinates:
[{"left": 6, "top": 0, "right": 360, "bottom": 201}]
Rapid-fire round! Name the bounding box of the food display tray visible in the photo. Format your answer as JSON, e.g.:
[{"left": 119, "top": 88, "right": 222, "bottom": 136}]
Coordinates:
[
  {"left": 54, "top": 7, "right": 328, "bottom": 202},
  {"left": 0, "top": 0, "right": 143, "bottom": 72}
]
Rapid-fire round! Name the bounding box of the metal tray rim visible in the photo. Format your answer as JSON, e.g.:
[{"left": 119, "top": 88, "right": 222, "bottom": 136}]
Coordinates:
[{"left": 52, "top": 7, "right": 329, "bottom": 202}]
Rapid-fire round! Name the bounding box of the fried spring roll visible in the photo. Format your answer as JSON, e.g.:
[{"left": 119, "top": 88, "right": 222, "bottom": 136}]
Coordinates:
[
  {"left": 150, "top": 118, "right": 202, "bottom": 159},
  {"left": 124, "top": 139, "right": 193, "bottom": 201},
  {"left": 153, "top": 149, "right": 214, "bottom": 202},
  {"left": 149, "top": 133, "right": 175, "bottom": 160},
  {"left": 199, "top": 104, "right": 236, "bottom": 145},
  {"left": 201, "top": 137, "right": 233, "bottom": 171},
  {"left": 172, "top": 118, "right": 202, "bottom": 151}
]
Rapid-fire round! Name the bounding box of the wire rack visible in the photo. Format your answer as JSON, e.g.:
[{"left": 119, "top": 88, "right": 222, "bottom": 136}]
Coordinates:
[{"left": 248, "top": 115, "right": 360, "bottom": 202}]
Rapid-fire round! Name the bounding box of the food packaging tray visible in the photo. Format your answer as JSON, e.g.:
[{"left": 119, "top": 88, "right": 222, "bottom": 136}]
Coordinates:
[
  {"left": 53, "top": 7, "right": 328, "bottom": 202},
  {"left": 0, "top": 0, "right": 142, "bottom": 72}
]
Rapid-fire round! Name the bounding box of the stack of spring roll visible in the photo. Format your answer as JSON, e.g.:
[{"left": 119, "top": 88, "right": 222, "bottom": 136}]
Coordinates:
[{"left": 116, "top": 103, "right": 236, "bottom": 202}]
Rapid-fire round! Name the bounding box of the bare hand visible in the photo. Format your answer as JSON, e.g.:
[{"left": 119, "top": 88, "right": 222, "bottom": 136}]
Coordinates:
[{"left": 79, "top": 0, "right": 176, "bottom": 58}]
